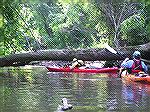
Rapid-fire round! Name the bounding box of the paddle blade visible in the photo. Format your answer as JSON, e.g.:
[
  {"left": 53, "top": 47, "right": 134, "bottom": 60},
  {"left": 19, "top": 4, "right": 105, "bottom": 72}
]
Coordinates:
[{"left": 104, "top": 43, "right": 117, "bottom": 54}]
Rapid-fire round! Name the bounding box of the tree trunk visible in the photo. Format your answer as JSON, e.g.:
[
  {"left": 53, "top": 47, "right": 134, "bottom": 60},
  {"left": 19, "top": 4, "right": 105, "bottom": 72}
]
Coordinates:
[{"left": 0, "top": 43, "right": 150, "bottom": 67}]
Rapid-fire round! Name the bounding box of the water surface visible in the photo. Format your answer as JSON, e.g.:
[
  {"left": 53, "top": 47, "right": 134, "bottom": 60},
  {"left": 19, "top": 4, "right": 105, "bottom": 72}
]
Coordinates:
[{"left": 0, "top": 66, "right": 150, "bottom": 112}]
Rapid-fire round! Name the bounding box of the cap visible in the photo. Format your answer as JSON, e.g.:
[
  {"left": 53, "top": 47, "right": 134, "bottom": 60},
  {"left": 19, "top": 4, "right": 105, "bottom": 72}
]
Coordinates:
[{"left": 133, "top": 51, "right": 141, "bottom": 59}]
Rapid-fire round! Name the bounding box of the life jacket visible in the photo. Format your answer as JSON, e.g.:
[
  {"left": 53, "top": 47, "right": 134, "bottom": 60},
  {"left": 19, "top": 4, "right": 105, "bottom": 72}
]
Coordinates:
[{"left": 131, "top": 59, "right": 143, "bottom": 71}]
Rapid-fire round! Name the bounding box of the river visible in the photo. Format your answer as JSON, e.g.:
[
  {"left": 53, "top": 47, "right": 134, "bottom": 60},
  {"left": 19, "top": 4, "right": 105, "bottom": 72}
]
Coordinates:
[{"left": 0, "top": 66, "right": 150, "bottom": 112}]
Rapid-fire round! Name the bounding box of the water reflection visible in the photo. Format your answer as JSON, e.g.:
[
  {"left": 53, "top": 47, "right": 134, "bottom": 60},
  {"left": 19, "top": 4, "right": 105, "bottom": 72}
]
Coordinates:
[
  {"left": 0, "top": 67, "right": 150, "bottom": 112},
  {"left": 121, "top": 80, "right": 150, "bottom": 111}
]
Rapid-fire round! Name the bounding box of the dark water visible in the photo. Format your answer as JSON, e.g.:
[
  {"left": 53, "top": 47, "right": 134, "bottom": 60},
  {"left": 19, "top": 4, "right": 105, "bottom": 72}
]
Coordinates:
[{"left": 0, "top": 66, "right": 150, "bottom": 112}]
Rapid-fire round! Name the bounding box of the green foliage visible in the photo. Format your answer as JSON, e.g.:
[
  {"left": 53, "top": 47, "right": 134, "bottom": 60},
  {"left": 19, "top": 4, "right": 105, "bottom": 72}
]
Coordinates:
[
  {"left": 0, "top": 14, "right": 3, "bottom": 28},
  {"left": 121, "top": 15, "right": 145, "bottom": 37},
  {"left": 121, "top": 12, "right": 148, "bottom": 45},
  {"left": 0, "top": 0, "right": 150, "bottom": 56},
  {"left": 0, "top": 42, "right": 4, "bottom": 55},
  {"left": 33, "top": 2, "right": 102, "bottom": 49}
]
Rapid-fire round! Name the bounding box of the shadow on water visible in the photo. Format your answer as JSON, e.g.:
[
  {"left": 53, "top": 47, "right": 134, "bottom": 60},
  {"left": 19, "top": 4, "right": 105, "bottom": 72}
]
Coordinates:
[{"left": 0, "top": 66, "right": 150, "bottom": 112}]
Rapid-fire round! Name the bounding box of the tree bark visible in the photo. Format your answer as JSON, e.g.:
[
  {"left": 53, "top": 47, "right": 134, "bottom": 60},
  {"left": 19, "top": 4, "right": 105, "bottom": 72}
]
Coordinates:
[{"left": 0, "top": 43, "right": 150, "bottom": 67}]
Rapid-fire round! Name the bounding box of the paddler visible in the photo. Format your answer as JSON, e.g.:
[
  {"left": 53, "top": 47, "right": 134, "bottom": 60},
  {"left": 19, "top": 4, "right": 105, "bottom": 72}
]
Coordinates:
[
  {"left": 70, "top": 58, "right": 85, "bottom": 69},
  {"left": 119, "top": 51, "right": 148, "bottom": 76}
]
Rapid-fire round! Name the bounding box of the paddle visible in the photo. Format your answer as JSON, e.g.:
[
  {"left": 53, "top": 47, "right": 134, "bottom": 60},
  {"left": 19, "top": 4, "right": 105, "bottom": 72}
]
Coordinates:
[{"left": 104, "top": 43, "right": 117, "bottom": 54}]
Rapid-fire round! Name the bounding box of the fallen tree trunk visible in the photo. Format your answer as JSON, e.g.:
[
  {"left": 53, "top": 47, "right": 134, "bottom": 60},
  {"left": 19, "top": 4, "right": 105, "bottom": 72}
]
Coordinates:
[{"left": 0, "top": 42, "right": 150, "bottom": 67}]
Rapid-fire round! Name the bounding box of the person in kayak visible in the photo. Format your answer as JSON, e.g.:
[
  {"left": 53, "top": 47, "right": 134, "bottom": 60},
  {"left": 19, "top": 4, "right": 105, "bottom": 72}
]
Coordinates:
[
  {"left": 70, "top": 58, "right": 85, "bottom": 69},
  {"left": 119, "top": 51, "right": 148, "bottom": 76}
]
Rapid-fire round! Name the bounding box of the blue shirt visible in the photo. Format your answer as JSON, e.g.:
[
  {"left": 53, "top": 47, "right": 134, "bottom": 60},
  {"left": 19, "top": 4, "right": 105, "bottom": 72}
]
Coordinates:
[{"left": 121, "top": 60, "right": 148, "bottom": 72}]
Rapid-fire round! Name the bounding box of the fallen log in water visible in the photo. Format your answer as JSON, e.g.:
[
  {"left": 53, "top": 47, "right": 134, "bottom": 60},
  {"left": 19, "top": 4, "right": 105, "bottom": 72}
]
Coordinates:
[{"left": 0, "top": 42, "right": 150, "bottom": 67}]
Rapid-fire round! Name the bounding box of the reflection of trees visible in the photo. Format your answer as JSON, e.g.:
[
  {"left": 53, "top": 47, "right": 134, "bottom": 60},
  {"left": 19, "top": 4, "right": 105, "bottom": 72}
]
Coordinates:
[
  {"left": 70, "top": 73, "right": 108, "bottom": 108},
  {"left": 0, "top": 67, "right": 56, "bottom": 112},
  {"left": 106, "top": 79, "right": 124, "bottom": 111},
  {"left": 0, "top": 86, "right": 18, "bottom": 112},
  {"left": 106, "top": 78, "right": 150, "bottom": 111},
  {"left": 122, "top": 81, "right": 150, "bottom": 111},
  {"left": 1, "top": 68, "right": 150, "bottom": 112}
]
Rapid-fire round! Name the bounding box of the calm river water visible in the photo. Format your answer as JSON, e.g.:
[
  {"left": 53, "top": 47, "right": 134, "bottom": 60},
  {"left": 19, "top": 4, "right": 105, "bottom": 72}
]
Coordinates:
[{"left": 0, "top": 66, "right": 150, "bottom": 112}]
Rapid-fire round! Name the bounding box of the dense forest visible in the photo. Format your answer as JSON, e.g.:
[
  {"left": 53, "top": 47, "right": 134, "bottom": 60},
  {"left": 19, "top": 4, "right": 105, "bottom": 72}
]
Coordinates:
[{"left": 0, "top": 0, "right": 150, "bottom": 64}]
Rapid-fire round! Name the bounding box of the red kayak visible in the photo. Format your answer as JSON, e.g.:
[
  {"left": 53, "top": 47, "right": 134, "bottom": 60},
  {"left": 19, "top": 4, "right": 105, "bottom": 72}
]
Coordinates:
[
  {"left": 46, "top": 66, "right": 119, "bottom": 73},
  {"left": 46, "top": 66, "right": 143, "bottom": 73}
]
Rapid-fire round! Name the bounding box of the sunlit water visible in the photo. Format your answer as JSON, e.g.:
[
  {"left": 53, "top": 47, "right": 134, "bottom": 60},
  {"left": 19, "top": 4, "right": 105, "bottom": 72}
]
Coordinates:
[{"left": 0, "top": 66, "right": 150, "bottom": 112}]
